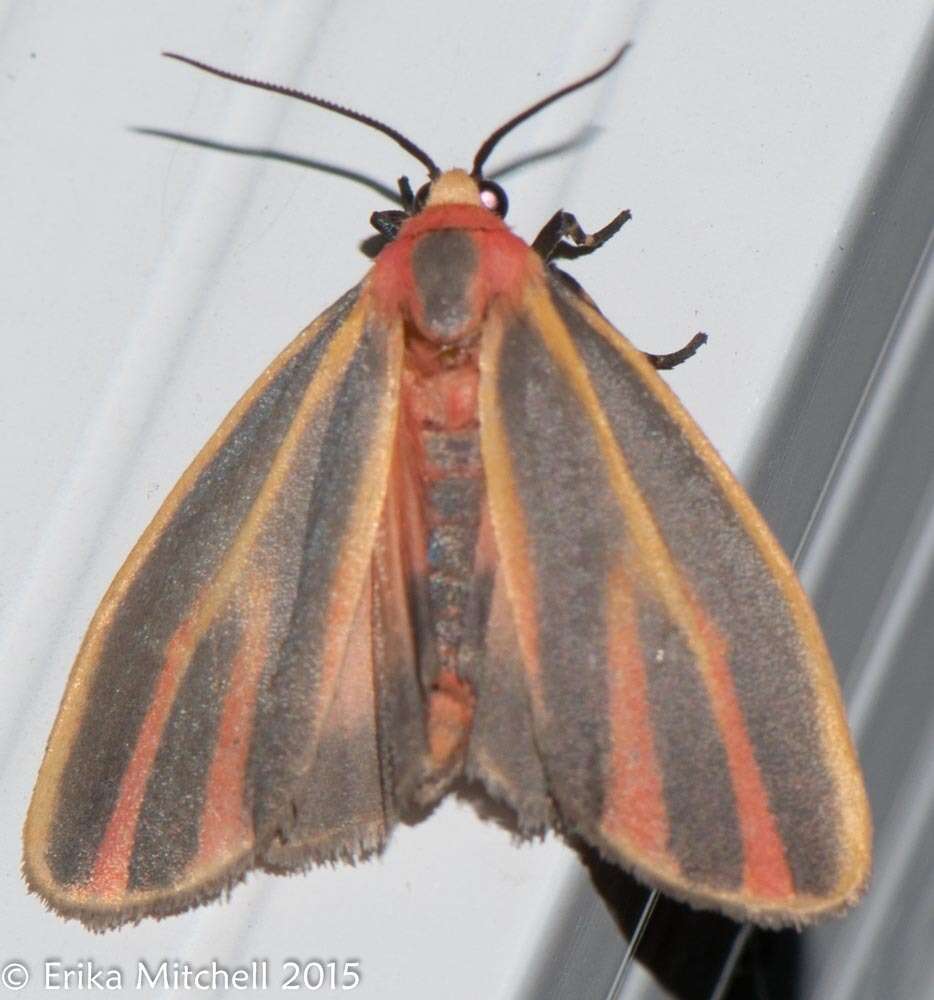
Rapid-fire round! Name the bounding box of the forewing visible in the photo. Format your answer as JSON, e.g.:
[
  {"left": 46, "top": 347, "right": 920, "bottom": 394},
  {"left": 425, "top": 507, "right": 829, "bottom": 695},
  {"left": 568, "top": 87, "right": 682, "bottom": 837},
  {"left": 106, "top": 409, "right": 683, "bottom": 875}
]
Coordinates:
[
  {"left": 461, "top": 502, "right": 552, "bottom": 831},
  {"left": 477, "top": 273, "right": 871, "bottom": 925},
  {"left": 24, "top": 287, "right": 404, "bottom": 927},
  {"left": 261, "top": 420, "right": 433, "bottom": 867}
]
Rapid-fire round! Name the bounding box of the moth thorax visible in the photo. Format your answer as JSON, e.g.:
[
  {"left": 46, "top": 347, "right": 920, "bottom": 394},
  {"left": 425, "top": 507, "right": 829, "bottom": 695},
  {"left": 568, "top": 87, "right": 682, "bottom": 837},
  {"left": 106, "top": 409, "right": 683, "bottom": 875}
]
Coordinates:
[{"left": 410, "top": 229, "right": 482, "bottom": 343}]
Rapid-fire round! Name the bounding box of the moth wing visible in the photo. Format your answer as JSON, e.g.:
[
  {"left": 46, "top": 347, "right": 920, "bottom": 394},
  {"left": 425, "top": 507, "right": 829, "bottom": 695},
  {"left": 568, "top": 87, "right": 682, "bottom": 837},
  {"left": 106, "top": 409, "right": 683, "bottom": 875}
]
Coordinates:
[
  {"left": 261, "top": 418, "right": 434, "bottom": 868},
  {"left": 24, "top": 286, "right": 405, "bottom": 927},
  {"left": 474, "top": 273, "right": 871, "bottom": 926}
]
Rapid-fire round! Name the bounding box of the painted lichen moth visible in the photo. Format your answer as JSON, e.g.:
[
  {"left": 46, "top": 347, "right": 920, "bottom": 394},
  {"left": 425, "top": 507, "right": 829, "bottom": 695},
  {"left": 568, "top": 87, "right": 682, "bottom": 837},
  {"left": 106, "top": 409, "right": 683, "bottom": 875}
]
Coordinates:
[{"left": 23, "top": 45, "right": 870, "bottom": 930}]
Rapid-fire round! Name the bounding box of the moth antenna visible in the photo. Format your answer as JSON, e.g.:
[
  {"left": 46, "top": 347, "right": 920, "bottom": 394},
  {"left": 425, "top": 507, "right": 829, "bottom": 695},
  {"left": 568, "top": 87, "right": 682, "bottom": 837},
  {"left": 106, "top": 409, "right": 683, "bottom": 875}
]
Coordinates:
[
  {"left": 471, "top": 43, "right": 631, "bottom": 178},
  {"left": 163, "top": 52, "right": 441, "bottom": 179}
]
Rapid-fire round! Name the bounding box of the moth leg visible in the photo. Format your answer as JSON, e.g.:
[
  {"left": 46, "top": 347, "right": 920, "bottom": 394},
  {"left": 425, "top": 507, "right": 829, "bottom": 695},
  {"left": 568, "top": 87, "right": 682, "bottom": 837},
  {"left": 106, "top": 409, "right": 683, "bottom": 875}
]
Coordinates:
[
  {"left": 643, "top": 332, "right": 708, "bottom": 370},
  {"left": 532, "top": 208, "right": 631, "bottom": 261},
  {"left": 397, "top": 175, "right": 417, "bottom": 212},
  {"left": 369, "top": 177, "right": 418, "bottom": 241},
  {"left": 369, "top": 174, "right": 421, "bottom": 239},
  {"left": 370, "top": 209, "right": 409, "bottom": 240},
  {"left": 547, "top": 267, "right": 707, "bottom": 371}
]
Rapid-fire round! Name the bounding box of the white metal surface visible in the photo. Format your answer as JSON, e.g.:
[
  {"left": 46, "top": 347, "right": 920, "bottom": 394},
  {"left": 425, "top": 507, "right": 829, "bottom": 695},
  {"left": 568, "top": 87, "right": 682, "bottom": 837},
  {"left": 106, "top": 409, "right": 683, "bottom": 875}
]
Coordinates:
[{"left": 1, "top": 3, "right": 931, "bottom": 998}]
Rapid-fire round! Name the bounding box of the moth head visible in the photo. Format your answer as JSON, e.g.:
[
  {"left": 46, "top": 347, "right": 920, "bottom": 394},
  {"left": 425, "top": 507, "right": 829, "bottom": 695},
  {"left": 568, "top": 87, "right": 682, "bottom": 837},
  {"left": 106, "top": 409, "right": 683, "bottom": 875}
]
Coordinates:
[{"left": 415, "top": 170, "right": 509, "bottom": 218}]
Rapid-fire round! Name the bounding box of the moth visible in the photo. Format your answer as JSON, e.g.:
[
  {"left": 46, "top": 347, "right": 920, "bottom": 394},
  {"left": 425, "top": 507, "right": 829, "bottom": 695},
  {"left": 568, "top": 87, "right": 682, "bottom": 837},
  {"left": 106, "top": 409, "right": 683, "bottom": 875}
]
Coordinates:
[{"left": 23, "top": 46, "right": 870, "bottom": 929}]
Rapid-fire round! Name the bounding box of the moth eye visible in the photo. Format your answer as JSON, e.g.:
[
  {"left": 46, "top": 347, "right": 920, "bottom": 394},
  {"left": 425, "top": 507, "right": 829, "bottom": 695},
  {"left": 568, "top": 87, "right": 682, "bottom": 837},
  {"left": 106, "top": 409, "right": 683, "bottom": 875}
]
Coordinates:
[
  {"left": 415, "top": 182, "right": 432, "bottom": 211},
  {"left": 478, "top": 180, "right": 508, "bottom": 218}
]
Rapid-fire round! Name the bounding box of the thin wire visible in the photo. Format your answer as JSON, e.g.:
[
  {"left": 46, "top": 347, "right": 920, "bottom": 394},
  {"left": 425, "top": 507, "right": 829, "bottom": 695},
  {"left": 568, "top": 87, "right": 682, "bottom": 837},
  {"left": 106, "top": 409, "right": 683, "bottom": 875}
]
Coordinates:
[
  {"left": 162, "top": 52, "right": 440, "bottom": 178},
  {"left": 606, "top": 889, "right": 659, "bottom": 999},
  {"left": 709, "top": 925, "right": 753, "bottom": 1000}
]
